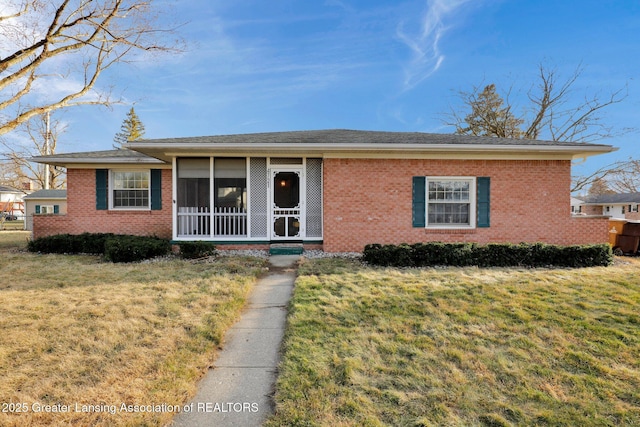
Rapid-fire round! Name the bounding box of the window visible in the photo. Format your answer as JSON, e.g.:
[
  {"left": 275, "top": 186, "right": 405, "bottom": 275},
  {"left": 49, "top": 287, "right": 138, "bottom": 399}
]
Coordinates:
[
  {"left": 40, "top": 205, "right": 54, "bottom": 214},
  {"left": 427, "top": 178, "right": 474, "bottom": 227},
  {"left": 111, "top": 171, "right": 150, "bottom": 209},
  {"left": 413, "top": 177, "right": 488, "bottom": 229}
]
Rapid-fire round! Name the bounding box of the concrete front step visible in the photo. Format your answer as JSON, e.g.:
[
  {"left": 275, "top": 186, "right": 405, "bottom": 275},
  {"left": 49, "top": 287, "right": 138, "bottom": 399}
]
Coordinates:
[{"left": 269, "top": 243, "right": 304, "bottom": 255}]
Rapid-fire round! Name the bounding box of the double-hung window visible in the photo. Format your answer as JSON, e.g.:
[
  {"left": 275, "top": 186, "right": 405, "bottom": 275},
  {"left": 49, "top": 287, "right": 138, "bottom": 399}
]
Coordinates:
[
  {"left": 427, "top": 178, "right": 474, "bottom": 227},
  {"left": 413, "top": 176, "right": 490, "bottom": 229},
  {"left": 111, "top": 170, "right": 150, "bottom": 209}
]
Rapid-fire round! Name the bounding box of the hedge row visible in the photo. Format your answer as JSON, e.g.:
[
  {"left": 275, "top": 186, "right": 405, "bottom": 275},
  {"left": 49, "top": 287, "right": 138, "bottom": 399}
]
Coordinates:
[
  {"left": 28, "top": 233, "right": 171, "bottom": 263},
  {"left": 177, "top": 241, "right": 217, "bottom": 259},
  {"left": 363, "top": 242, "right": 613, "bottom": 268}
]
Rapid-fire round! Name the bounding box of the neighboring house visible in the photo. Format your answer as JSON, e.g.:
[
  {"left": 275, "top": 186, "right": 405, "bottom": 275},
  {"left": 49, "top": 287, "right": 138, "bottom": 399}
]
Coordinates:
[
  {"left": 0, "top": 185, "right": 26, "bottom": 220},
  {"left": 580, "top": 193, "right": 640, "bottom": 220},
  {"left": 31, "top": 129, "right": 615, "bottom": 253},
  {"left": 571, "top": 197, "right": 584, "bottom": 215},
  {"left": 23, "top": 189, "right": 68, "bottom": 231}
]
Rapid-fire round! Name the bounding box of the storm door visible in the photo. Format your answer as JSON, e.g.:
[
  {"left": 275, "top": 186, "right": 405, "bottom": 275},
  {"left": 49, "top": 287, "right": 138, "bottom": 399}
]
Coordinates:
[{"left": 271, "top": 169, "right": 303, "bottom": 240}]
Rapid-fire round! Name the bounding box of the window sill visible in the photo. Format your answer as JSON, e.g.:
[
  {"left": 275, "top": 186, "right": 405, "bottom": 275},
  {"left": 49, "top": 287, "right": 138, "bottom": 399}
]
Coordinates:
[
  {"left": 424, "top": 228, "right": 477, "bottom": 234},
  {"left": 107, "top": 209, "right": 152, "bottom": 213}
]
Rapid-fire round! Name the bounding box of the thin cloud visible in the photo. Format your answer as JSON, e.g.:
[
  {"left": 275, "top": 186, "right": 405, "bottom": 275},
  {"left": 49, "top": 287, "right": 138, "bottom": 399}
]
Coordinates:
[{"left": 397, "top": 0, "right": 471, "bottom": 90}]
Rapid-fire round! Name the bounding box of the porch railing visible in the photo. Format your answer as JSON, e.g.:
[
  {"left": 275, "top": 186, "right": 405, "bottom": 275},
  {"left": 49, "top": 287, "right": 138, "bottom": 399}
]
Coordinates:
[{"left": 177, "top": 206, "right": 247, "bottom": 237}]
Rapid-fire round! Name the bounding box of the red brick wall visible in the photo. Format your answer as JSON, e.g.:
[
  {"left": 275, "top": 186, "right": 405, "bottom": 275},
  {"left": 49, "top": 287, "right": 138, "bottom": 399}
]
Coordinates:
[
  {"left": 626, "top": 212, "right": 640, "bottom": 221},
  {"left": 582, "top": 205, "right": 603, "bottom": 216},
  {"left": 33, "top": 169, "right": 172, "bottom": 239},
  {"left": 322, "top": 158, "right": 609, "bottom": 252}
]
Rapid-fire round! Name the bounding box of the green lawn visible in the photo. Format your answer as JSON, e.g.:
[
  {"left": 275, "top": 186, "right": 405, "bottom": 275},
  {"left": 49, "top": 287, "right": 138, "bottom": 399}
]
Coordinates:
[{"left": 267, "top": 257, "right": 640, "bottom": 426}]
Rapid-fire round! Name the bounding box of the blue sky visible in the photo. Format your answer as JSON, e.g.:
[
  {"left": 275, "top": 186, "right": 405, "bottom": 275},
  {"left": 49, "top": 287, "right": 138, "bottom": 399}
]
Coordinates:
[{"left": 20, "top": 0, "right": 640, "bottom": 180}]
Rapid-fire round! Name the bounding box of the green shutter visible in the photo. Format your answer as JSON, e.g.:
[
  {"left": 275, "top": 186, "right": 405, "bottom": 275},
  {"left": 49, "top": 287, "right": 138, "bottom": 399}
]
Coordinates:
[
  {"left": 96, "top": 169, "right": 108, "bottom": 210},
  {"left": 35, "top": 205, "right": 41, "bottom": 214},
  {"left": 412, "top": 176, "right": 426, "bottom": 227},
  {"left": 477, "top": 177, "right": 490, "bottom": 228},
  {"left": 53, "top": 205, "right": 59, "bottom": 214},
  {"left": 151, "top": 169, "right": 162, "bottom": 210}
]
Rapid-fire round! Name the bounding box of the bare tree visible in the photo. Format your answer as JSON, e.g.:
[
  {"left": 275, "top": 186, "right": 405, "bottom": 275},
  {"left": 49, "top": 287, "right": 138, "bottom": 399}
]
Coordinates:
[
  {"left": 606, "top": 159, "right": 640, "bottom": 193},
  {"left": 522, "top": 64, "right": 629, "bottom": 143},
  {"left": 571, "top": 160, "right": 631, "bottom": 194},
  {"left": 444, "top": 64, "right": 629, "bottom": 142},
  {"left": 0, "top": 0, "right": 181, "bottom": 136},
  {"left": 446, "top": 63, "right": 629, "bottom": 143},
  {"left": 0, "top": 158, "right": 26, "bottom": 190},
  {"left": 445, "top": 62, "right": 632, "bottom": 191},
  {"left": 2, "top": 113, "right": 66, "bottom": 189}
]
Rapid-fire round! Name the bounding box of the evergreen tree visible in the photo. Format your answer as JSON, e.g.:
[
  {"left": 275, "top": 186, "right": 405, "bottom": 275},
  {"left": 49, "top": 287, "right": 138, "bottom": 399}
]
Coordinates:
[
  {"left": 113, "top": 107, "right": 146, "bottom": 147},
  {"left": 454, "top": 84, "right": 524, "bottom": 138}
]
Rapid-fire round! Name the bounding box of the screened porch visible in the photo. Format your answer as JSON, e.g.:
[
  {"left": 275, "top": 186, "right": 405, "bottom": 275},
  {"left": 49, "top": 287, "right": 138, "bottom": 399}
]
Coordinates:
[
  {"left": 176, "top": 157, "right": 247, "bottom": 238},
  {"left": 174, "top": 156, "right": 323, "bottom": 241}
]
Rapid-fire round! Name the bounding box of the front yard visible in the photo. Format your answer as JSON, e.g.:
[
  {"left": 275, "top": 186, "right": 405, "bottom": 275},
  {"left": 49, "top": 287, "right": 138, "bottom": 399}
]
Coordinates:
[
  {"left": 3, "top": 230, "right": 639, "bottom": 426},
  {"left": 0, "top": 232, "right": 267, "bottom": 426},
  {"left": 267, "top": 257, "right": 640, "bottom": 426}
]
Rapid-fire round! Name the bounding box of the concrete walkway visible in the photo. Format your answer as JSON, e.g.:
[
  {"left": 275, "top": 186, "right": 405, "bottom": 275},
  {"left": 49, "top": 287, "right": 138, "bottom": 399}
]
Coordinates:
[{"left": 172, "top": 255, "right": 299, "bottom": 427}]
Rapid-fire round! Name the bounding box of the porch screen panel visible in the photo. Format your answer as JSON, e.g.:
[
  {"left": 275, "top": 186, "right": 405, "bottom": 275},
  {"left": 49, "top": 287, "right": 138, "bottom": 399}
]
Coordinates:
[
  {"left": 249, "top": 158, "right": 268, "bottom": 238},
  {"left": 177, "top": 158, "right": 210, "bottom": 237},
  {"left": 306, "top": 158, "right": 323, "bottom": 238},
  {"left": 214, "top": 158, "right": 247, "bottom": 237}
]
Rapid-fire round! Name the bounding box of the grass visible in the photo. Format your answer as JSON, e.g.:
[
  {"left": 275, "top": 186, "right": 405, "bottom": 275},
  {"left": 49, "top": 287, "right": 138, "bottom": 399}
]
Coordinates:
[
  {"left": 0, "top": 233, "right": 268, "bottom": 426},
  {"left": 266, "top": 257, "right": 640, "bottom": 427},
  {"left": 0, "top": 220, "right": 25, "bottom": 231},
  {"left": 0, "top": 230, "right": 30, "bottom": 250}
]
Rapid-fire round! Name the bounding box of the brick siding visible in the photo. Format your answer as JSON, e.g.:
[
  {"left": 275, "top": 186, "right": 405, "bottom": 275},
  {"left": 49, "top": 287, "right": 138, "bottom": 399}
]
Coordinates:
[
  {"left": 33, "top": 169, "right": 172, "bottom": 239},
  {"left": 625, "top": 212, "right": 640, "bottom": 221},
  {"left": 33, "top": 162, "right": 610, "bottom": 252},
  {"left": 322, "top": 158, "right": 609, "bottom": 252}
]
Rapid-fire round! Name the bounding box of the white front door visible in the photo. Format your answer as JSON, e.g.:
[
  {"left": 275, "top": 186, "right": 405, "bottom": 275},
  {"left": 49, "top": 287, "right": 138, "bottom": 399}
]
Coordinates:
[{"left": 271, "top": 168, "right": 304, "bottom": 240}]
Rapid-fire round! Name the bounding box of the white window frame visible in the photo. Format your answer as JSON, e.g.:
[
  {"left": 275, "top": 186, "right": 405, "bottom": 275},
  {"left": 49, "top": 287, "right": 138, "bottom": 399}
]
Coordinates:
[
  {"left": 40, "top": 205, "right": 55, "bottom": 214},
  {"left": 425, "top": 177, "right": 476, "bottom": 229},
  {"left": 109, "top": 169, "right": 151, "bottom": 210}
]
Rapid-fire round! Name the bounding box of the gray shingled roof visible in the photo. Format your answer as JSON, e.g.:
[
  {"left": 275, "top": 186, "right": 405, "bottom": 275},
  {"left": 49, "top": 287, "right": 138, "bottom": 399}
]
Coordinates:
[
  {"left": 32, "top": 129, "right": 616, "bottom": 166},
  {"left": 23, "top": 189, "right": 67, "bottom": 200},
  {"left": 133, "top": 129, "right": 611, "bottom": 147},
  {"left": 583, "top": 192, "right": 640, "bottom": 204},
  {"left": 0, "top": 185, "right": 23, "bottom": 193},
  {"left": 31, "top": 148, "right": 165, "bottom": 165}
]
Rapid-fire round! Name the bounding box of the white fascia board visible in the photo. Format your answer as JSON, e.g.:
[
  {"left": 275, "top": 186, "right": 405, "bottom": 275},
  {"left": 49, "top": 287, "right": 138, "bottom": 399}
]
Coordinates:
[
  {"left": 30, "top": 158, "right": 168, "bottom": 167},
  {"left": 127, "top": 142, "right": 616, "bottom": 161}
]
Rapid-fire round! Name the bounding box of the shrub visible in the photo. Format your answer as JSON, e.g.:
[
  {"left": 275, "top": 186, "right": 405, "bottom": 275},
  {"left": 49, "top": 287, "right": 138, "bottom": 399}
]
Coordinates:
[
  {"left": 362, "top": 242, "right": 613, "bottom": 268},
  {"left": 104, "top": 235, "right": 171, "bottom": 263},
  {"left": 28, "top": 233, "right": 171, "bottom": 263},
  {"left": 178, "top": 241, "right": 217, "bottom": 259},
  {"left": 28, "top": 233, "right": 114, "bottom": 254}
]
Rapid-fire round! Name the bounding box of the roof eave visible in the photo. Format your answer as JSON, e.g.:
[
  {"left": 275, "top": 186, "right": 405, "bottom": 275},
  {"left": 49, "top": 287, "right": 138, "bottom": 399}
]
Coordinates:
[
  {"left": 125, "top": 142, "right": 617, "bottom": 161},
  {"left": 30, "top": 156, "right": 166, "bottom": 167}
]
